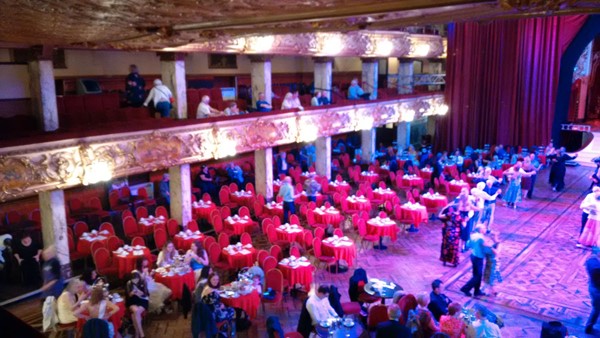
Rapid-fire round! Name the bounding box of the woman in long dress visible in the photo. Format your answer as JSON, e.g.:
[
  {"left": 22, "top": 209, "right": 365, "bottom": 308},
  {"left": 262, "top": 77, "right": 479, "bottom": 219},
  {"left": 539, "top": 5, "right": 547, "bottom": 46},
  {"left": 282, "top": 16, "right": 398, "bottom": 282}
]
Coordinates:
[
  {"left": 135, "top": 257, "right": 172, "bottom": 314},
  {"left": 579, "top": 189, "right": 600, "bottom": 247},
  {"left": 502, "top": 161, "right": 536, "bottom": 209},
  {"left": 482, "top": 233, "right": 503, "bottom": 296},
  {"left": 438, "top": 204, "right": 463, "bottom": 267}
]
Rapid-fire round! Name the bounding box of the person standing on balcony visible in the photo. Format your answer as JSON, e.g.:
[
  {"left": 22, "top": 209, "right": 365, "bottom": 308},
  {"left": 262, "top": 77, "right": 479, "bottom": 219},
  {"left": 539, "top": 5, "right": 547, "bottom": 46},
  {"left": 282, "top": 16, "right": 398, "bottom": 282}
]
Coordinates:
[
  {"left": 143, "top": 79, "right": 173, "bottom": 118},
  {"left": 125, "top": 64, "right": 145, "bottom": 107}
]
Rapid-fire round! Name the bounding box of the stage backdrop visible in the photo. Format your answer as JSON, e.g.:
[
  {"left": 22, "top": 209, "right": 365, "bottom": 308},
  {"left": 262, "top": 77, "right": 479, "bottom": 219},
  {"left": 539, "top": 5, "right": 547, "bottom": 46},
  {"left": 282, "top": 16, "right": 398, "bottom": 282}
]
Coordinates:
[{"left": 436, "top": 15, "right": 587, "bottom": 151}]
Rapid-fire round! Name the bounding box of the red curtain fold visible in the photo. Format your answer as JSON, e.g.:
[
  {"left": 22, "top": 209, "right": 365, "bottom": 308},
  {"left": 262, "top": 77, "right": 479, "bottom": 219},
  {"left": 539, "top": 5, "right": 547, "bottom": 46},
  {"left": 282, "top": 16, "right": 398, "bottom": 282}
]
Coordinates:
[{"left": 437, "top": 15, "right": 587, "bottom": 151}]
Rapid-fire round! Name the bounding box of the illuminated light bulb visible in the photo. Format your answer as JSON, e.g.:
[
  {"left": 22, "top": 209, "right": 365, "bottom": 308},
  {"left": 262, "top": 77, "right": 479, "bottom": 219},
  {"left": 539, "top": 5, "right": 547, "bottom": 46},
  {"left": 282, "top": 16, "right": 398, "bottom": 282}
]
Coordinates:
[
  {"left": 247, "top": 35, "right": 275, "bottom": 53},
  {"left": 317, "top": 33, "right": 343, "bottom": 55},
  {"left": 413, "top": 44, "right": 430, "bottom": 57},
  {"left": 83, "top": 161, "right": 112, "bottom": 185},
  {"left": 374, "top": 39, "right": 394, "bottom": 56}
]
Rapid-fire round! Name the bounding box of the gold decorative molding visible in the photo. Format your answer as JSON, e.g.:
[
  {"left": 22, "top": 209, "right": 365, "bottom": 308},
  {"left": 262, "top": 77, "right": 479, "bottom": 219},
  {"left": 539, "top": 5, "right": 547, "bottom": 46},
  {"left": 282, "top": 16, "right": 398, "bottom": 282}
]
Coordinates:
[{"left": 0, "top": 94, "right": 444, "bottom": 202}]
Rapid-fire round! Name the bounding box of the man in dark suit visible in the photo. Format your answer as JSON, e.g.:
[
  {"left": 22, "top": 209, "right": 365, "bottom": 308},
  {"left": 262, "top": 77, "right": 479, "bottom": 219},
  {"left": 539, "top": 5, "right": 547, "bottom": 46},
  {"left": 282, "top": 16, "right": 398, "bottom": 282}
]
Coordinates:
[
  {"left": 428, "top": 279, "right": 452, "bottom": 322},
  {"left": 376, "top": 304, "right": 412, "bottom": 338}
]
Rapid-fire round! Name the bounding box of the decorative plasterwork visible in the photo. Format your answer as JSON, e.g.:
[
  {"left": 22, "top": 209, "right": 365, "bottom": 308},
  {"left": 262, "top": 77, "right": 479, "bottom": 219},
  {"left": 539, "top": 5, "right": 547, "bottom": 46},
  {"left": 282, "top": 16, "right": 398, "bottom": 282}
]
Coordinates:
[
  {"left": 0, "top": 94, "right": 443, "bottom": 202},
  {"left": 163, "top": 31, "right": 443, "bottom": 58}
]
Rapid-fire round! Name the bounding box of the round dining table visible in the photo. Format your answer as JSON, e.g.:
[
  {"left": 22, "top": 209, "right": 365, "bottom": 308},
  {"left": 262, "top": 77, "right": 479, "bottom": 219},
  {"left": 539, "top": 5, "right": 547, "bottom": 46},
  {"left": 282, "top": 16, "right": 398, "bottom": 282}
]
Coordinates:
[
  {"left": 448, "top": 180, "right": 470, "bottom": 194},
  {"left": 113, "top": 246, "right": 152, "bottom": 278},
  {"left": 401, "top": 175, "right": 425, "bottom": 190},
  {"left": 296, "top": 191, "right": 326, "bottom": 206},
  {"left": 364, "top": 279, "right": 403, "bottom": 304},
  {"left": 400, "top": 203, "right": 428, "bottom": 231},
  {"left": 313, "top": 207, "right": 343, "bottom": 227},
  {"left": 264, "top": 201, "right": 284, "bottom": 218},
  {"left": 221, "top": 245, "right": 256, "bottom": 269},
  {"left": 419, "top": 168, "right": 433, "bottom": 180},
  {"left": 77, "top": 231, "right": 110, "bottom": 255},
  {"left": 328, "top": 181, "right": 351, "bottom": 194},
  {"left": 275, "top": 224, "right": 305, "bottom": 243},
  {"left": 173, "top": 231, "right": 205, "bottom": 251},
  {"left": 224, "top": 215, "right": 256, "bottom": 235},
  {"left": 359, "top": 172, "right": 379, "bottom": 184},
  {"left": 421, "top": 193, "right": 448, "bottom": 209},
  {"left": 366, "top": 217, "right": 397, "bottom": 250},
  {"left": 345, "top": 196, "right": 371, "bottom": 212},
  {"left": 278, "top": 258, "right": 314, "bottom": 291},
  {"left": 138, "top": 216, "right": 167, "bottom": 235},
  {"left": 230, "top": 190, "right": 255, "bottom": 207},
  {"left": 192, "top": 201, "right": 217, "bottom": 220},
  {"left": 372, "top": 188, "right": 397, "bottom": 202},
  {"left": 154, "top": 268, "right": 195, "bottom": 300},
  {"left": 321, "top": 236, "right": 357, "bottom": 266},
  {"left": 220, "top": 288, "right": 261, "bottom": 320},
  {"left": 316, "top": 319, "right": 364, "bottom": 338}
]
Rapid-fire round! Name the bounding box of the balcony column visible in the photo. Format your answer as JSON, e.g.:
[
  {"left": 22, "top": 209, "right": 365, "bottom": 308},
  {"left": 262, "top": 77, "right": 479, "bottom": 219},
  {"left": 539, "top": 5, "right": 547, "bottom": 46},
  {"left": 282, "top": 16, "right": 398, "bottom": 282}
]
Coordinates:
[
  {"left": 39, "top": 190, "right": 70, "bottom": 278},
  {"left": 397, "top": 122, "right": 411, "bottom": 152},
  {"left": 158, "top": 52, "right": 187, "bottom": 119},
  {"left": 249, "top": 55, "right": 272, "bottom": 110},
  {"left": 169, "top": 164, "right": 192, "bottom": 227},
  {"left": 428, "top": 59, "right": 443, "bottom": 91},
  {"left": 313, "top": 57, "right": 333, "bottom": 102},
  {"left": 361, "top": 129, "right": 376, "bottom": 164},
  {"left": 361, "top": 58, "right": 379, "bottom": 100},
  {"left": 398, "top": 58, "right": 414, "bottom": 94},
  {"left": 28, "top": 45, "right": 59, "bottom": 131},
  {"left": 315, "top": 137, "right": 331, "bottom": 180},
  {"left": 255, "top": 148, "right": 274, "bottom": 200}
]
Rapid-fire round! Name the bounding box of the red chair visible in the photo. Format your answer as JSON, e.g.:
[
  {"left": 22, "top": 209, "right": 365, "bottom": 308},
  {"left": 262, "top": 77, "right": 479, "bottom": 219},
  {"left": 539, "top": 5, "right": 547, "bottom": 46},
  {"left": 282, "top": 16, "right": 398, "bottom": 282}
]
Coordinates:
[
  {"left": 272, "top": 216, "right": 282, "bottom": 228},
  {"left": 245, "top": 183, "right": 255, "bottom": 194},
  {"left": 218, "top": 233, "right": 230, "bottom": 249},
  {"left": 219, "top": 189, "right": 238, "bottom": 209},
  {"left": 73, "top": 221, "right": 89, "bottom": 238},
  {"left": 312, "top": 238, "right": 337, "bottom": 272},
  {"left": 262, "top": 218, "right": 274, "bottom": 235},
  {"left": 131, "top": 237, "right": 145, "bottom": 247},
  {"left": 99, "top": 222, "right": 115, "bottom": 235},
  {"left": 107, "top": 236, "right": 123, "bottom": 251},
  {"left": 367, "top": 304, "right": 389, "bottom": 330},
  {"left": 229, "top": 182, "right": 239, "bottom": 192},
  {"left": 123, "top": 216, "right": 144, "bottom": 239},
  {"left": 284, "top": 332, "right": 305, "bottom": 338},
  {"left": 167, "top": 219, "right": 179, "bottom": 237},
  {"left": 289, "top": 214, "right": 300, "bottom": 225},
  {"left": 203, "top": 236, "right": 216, "bottom": 251},
  {"left": 208, "top": 242, "right": 230, "bottom": 270},
  {"left": 87, "top": 197, "right": 111, "bottom": 218},
  {"left": 154, "top": 229, "right": 167, "bottom": 250},
  {"left": 254, "top": 201, "right": 268, "bottom": 221},
  {"left": 256, "top": 250, "right": 269, "bottom": 266},
  {"left": 187, "top": 220, "right": 199, "bottom": 232},
  {"left": 67, "top": 233, "right": 87, "bottom": 263},
  {"left": 135, "top": 206, "right": 148, "bottom": 221},
  {"left": 90, "top": 241, "right": 105, "bottom": 256},
  {"left": 266, "top": 225, "right": 290, "bottom": 249},
  {"left": 240, "top": 232, "right": 252, "bottom": 246},
  {"left": 69, "top": 198, "right": 84, "bottom": 215},
  {"left": 92, "top": 248, "right": 118, "bottom": 277},
  {"left": 378, "top": 211, "right": 387, "bottom": 218},
  {"left": 212, "top": 217, "right": 234, "bottom": 236},
  {"left": 109, "top": 190, "right": 128, "bottom": 211},
  {"left": 314, "top": 227, "right": 325, "bottom": 240},
  {"left": 269, "top": 245, "right": 283, "bottom": 261},
  {"left": 263, "top": 269, "right": 284, "bottom": 310},
  {"left": 155, "top": 206, "right": 168, "bottom": 219},
  {"left": 202, "top": 193, "right": 212, "bottom": 202},
  {"left": 122, "top": 209, "right": 134, "bottom": 221},
  {"left": 290, "top": 246, "right": 301, "bottom": 258},
  {"left": 306, "top": 209, "right": 326, "bottom": 229},
  {"left": 238, "top": 206, "right": 251, "bottom": 218},
  {"left": 136, "top": 187, "right": 157, "bottom": 207},
  {"left": 303, "top": 231, "right": 314, "bottom": 253},
  {"left": 333, "top": 228, "right": 343, "bottom": 237},
  {"left": 262, "top": 256, "right": 277, "bottom": 272},
  {"left": 357, "top": 219, "right": 379, "bottom": 251}
]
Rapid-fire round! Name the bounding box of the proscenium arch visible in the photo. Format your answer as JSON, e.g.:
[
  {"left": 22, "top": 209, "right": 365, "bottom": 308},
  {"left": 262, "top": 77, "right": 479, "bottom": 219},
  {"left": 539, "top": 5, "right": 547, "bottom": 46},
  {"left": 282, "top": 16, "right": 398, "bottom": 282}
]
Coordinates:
[{"left": 553, "top": 15, "right": 600, "bottom": 146}]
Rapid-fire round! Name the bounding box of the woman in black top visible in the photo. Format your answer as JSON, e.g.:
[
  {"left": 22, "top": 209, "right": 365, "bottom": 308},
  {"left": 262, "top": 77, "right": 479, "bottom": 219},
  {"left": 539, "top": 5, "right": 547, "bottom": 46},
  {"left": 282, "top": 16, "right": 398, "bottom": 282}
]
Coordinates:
[
  {"left": 13, "top": 232, "right": 42, "bottom": 286},
  {"left": 126, "top": 270, "right": 149, "bottom": 338}
]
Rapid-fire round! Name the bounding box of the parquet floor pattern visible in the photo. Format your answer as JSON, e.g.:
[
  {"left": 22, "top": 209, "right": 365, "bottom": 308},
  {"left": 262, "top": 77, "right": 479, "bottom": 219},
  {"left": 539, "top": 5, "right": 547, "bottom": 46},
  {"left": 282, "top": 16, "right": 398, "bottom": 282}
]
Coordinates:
[{"left": 5, "top": 166, "right": 597, "bottom": 337}]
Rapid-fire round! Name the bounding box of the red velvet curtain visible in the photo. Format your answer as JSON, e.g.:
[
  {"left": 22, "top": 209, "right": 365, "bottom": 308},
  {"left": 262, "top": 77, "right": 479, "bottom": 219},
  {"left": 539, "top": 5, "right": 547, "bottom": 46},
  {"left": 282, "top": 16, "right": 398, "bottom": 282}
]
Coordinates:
[{"left": 437, "top": 15, "right": 588, "bottom": 151}]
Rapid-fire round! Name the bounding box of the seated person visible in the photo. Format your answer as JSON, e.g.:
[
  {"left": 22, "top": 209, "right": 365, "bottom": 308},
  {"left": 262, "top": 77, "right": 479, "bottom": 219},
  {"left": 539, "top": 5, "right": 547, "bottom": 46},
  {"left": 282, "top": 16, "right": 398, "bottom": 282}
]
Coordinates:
[
  {"left": 156, "top": 241, "right": 176, "bottom": 267},
  {"left": 159, "top": 173, "right": 170, "bottom": 205},
  {"left": 281, "top": 91, "right": 304, "bottom": 110},
  {"left": 407, "top": 292, "right": 440, "bottom": 337},
  {"left": 472, "top": 306, "right": 501, "bottom": 337},
  {"left": 311, "top": 91, "right": 322, "bottom": 106},
  {"left": 318, "top": 93, "right": 330, "bottom": 106},
  {"left": 186, "top": 241, "right": 209, "bottom": 282},
  {"left": 74, "top": 286, "right": 120, "bottom": 338},
  {"left": 196, "top": 95, "right": 222, "bottom": 118},
  {"left": 347, "top": 78, "right": 370, "bottom": 100},
  {"left": 376, "top": 304, "right": 412, "bottom": 338},
  {"left": 256, "top": 92, "right": 272, "bottom": 112},
  {"left": 428, "top": 279, "right": 452, "bottom": 322},
  {"left": 224, "top": 102, "right": 245, "bottom": 116},
  {"left": 125, "top": 271, "right": 149, "bottom": 338},
  {"left": 306, "top": 285, "right": 339, "bottom": 326},
  {"left": 136, "top": 257, "right": 172, "bottom": 314},
  {"left": 57, "top": 279, "right": 85, "bottom": 326},
  {"left": 201, "top": 273, "right": 235, "bottom": 324},
  {"left": 226, "top": 162, "right": 244, "bottom": 186}
]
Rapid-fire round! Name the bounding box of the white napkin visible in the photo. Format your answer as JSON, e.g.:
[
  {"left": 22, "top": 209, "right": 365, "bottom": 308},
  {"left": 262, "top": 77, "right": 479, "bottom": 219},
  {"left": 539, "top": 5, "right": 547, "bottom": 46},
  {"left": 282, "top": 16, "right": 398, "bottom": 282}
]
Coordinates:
[{"left": 133, "top": 250, "right": 144, "bottom": 256}]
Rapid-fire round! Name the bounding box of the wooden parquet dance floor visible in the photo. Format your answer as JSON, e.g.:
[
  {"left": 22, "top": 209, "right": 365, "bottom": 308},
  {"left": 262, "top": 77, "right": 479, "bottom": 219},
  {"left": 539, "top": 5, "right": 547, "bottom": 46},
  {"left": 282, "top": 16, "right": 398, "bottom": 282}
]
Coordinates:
[{"left": 5, "top": 166, "right": 597, "bottom": 337}]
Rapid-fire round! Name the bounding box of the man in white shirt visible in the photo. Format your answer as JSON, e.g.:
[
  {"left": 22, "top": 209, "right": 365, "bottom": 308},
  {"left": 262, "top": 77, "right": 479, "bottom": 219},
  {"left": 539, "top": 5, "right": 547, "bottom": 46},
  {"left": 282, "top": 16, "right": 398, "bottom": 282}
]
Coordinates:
[
  {"left": 196, "top": 95, "right": 222, "bottom": 118},
  {"left": 311, "top": 91, "right": 322, "bottom": 107},
  {"left": 471, "top": 182, "right": 501, "bottom": 230},
  {"left": 143, "top": 79, "right": 173, "bottom": 118},
  {"left": 472, "top": 307, "right": 502, "bottom": 337},
  {"left": 306, "top": 285, "right": 338, "bottom": 326}
]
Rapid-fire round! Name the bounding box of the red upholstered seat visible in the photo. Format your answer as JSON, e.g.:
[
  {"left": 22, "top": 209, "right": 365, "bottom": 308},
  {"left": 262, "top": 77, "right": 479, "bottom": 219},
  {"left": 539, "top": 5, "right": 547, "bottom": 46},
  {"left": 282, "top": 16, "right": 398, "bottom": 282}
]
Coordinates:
[
  {"left": 263, "top": 269, "right": 284, "bottom": 310},
  {"left": 93, "top": 247, "right": 118, "bottom": 277}
]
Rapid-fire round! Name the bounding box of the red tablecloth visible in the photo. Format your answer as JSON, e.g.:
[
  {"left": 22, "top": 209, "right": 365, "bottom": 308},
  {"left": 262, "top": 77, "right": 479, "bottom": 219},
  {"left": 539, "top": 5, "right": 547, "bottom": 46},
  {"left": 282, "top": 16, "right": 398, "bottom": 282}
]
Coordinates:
[
  {"left": 421, "top": 194, "right": 448, "bottom": 209},
  {"left": 401, "top": 176, "right": 425, "bottom": 190},
  {"left": 419, "top": 169, "right": 432, "bottom": 180},
  {"left": 366, "top": 218, "right": 397, "bottom": 241},
  {"left": 448, "top": 181, "right": 470, "bottom": 194},
  {"left": 295, "top": 192, "right": 326, "bottom": 206},
  {"left": 278, "top": 260, "right": 314, "bottom": 291},
  {"left": 360, "top": 173, "right": 380, "bottom": 183},
  {"left": 346, "top": 196, "right": 371, "bottom": 211},
  {"left": 222, "top": 246, "right": 256, "bottom": 269},
  {"left": 113, "top": 246, "right": 152, "bottom": 278},
  {"left": 443, "top": 165, "right": 458, "bottom": 176},
  {"left": 400, "top": 204, "right": 428, "bottom": 227},
  {"left": 321, "top": 237, "right": 357, "bottom": 267},
  {"left": 230, "top": 191, "right": 255, "bottom": 207},
  {"left": 138, "top": 216, "right": 166, "bottom": 235},
  {"left": 372, "top": 188, "right": 396, "bottom": 202},
  {"left": 173, "top": 232, "right": 205, "bottom": 251},
  {"left": 154, "top": 269, "right": 195, "bottom": 300},
  {"left": 224, "top": 215, "right": 255, "bottom": 235},
  {"left": 77, "top": 232, "right": 110, "bottom": 255},
  {"left": 275, "top": 224, "right": 304, "bottom": 243},
  {"left": 192, "top": 202, "right": 217, "bottom": 220},
  {"left": 76, "top": 300, "right": 125, "bottom": 332},
  {"left": 264, "top": 202, "right": 284, "bottom": 218},
  {"left": 328, "top": 182, "right": 352, "bottom": 194},
  {"left": 273, "top": 180, "right": 282, "bottom": 195},
  {"left": 220, "top": 289, "right": 261, "bottom": 320},
  {"left": 313, "top": 207, "right": 343, "bottom": 227}
]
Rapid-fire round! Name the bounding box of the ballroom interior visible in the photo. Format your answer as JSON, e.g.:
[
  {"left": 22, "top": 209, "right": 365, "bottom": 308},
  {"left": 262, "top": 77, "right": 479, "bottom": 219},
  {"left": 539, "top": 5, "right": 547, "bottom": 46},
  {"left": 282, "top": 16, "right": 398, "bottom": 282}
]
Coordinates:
[{"left": 1, "top": 1, "right": 600, "bottom": 338}]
